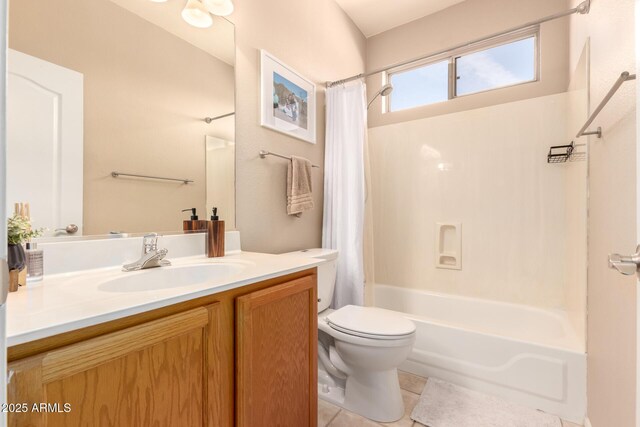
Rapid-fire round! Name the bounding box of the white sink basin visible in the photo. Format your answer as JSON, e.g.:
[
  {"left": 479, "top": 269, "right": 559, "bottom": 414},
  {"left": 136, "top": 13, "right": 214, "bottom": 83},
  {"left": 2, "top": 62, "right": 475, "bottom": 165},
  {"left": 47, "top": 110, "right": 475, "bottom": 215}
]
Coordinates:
[{"left": 98, "top": 262, "right": 247, "bottom": 293}]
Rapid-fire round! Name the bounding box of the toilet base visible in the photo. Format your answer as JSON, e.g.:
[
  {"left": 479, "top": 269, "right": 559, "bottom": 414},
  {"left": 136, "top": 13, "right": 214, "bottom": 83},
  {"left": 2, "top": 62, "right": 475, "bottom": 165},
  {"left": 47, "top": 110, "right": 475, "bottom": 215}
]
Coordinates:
[
  {"left": 318, "top": 368, "right": 405, "bottom": 423},
  {"left": 318, "top": 382, "right": 346, "bottom": 406}
]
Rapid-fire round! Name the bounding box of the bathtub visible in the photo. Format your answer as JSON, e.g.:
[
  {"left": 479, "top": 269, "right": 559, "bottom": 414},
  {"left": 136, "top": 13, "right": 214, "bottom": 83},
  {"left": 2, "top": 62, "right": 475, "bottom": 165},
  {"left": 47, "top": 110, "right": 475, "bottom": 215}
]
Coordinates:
[{"left": 372, "top": 284, "right": 586, "bottom": 424}]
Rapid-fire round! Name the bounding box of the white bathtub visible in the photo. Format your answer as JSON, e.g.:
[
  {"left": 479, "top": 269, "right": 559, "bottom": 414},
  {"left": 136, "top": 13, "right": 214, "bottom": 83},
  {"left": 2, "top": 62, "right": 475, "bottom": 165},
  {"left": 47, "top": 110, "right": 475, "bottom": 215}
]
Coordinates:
[{"left": 373, "top": 284, "right": 586, "bottom": 424}]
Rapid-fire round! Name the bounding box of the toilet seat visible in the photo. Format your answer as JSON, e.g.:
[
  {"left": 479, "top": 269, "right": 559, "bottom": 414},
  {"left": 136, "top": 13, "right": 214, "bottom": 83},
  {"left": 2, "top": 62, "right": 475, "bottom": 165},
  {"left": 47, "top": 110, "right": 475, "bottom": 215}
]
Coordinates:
[
  {"left": 319, "top": 317, "right": 415, "bottom": 348},
  {"left": 326, "top": 305, "right": 416, "bottom": 340}
]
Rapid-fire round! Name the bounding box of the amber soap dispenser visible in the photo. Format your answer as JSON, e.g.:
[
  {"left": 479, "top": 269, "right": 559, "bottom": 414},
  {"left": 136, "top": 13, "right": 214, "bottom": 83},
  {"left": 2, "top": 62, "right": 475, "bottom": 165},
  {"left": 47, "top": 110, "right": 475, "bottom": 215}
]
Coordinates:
[
  {"left": 207, "top": 207, "right": 225, "bottom": 258},
  {"left": 182, "top": 208, "right": 208, "bottom": 232}
]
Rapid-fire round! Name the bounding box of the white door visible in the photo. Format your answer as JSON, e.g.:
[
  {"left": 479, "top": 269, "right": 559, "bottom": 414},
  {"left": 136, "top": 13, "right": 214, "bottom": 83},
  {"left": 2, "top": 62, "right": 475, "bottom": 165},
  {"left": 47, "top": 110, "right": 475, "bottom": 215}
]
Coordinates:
[
  {"left": 7, "top": 49, "right": 83, "bottom": 236},
  {"left": 0, "top": 2, "right": 7, "bottom": 426},
  {"left": 637, "top": 1, "right": 640, "bottom": 423}
]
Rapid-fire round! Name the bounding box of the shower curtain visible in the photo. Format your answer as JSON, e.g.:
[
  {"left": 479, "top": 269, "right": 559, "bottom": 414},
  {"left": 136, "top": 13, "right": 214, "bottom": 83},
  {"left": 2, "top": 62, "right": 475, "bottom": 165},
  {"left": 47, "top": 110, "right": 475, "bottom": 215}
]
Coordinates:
[{"left": 323, "top": 81, "right": 367, "bottom": 308}]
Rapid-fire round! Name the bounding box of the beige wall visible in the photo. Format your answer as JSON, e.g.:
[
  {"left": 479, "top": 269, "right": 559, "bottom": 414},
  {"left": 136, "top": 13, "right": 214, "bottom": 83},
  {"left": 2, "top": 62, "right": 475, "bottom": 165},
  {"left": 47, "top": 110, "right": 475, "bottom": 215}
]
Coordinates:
[
  {"left": 229, "top": 0, "right": 366, "bottom": 253},
  {"left": 366, "top": 0, "right": 569, "bottom": 128},
  {"left": 9, "top": 0, "right": 235, "bottom": 235},
  {"left": 569, "top": 0, "right": 637, "bottom": 426}
]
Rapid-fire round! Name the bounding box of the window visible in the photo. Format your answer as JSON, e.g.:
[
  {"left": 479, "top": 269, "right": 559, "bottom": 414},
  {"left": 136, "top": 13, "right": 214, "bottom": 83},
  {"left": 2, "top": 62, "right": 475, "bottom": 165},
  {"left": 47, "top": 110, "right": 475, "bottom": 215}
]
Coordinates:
[
  {"left": 387, "top": 30, "right": 538, "bottom": 112},
  {"left": 389, "top": 61, "right": 448, "bottom": 112},
  {"left": 455, "top": 37, "right": 536, "bottom": 96}
]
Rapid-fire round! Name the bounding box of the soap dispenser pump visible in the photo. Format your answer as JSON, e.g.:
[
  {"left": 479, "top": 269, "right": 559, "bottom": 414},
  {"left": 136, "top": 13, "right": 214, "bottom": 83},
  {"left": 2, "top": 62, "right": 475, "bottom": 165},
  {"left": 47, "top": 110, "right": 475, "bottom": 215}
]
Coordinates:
[
  {"left": 207, "top": 207, "right": 225, "bottom": 258},
  {"left": 182, "top": 208, "right": 208, "bottom": 231}
]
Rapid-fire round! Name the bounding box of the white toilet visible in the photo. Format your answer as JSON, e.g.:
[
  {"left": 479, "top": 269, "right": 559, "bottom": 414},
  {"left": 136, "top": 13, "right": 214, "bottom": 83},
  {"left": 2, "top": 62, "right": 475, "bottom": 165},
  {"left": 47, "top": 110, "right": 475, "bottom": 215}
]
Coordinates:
[{"left": 291, "top": 249, "right": 416, "bottom": 423}]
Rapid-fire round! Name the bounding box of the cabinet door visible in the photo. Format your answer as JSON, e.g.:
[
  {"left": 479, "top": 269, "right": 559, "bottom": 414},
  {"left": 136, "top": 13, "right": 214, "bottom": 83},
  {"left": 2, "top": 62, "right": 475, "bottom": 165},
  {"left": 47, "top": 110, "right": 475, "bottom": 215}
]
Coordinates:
[
  {"left": 7, "top": 304, "right": 220, "bottom": 427},
  {"left": 236, "top": 275, "right": 317, "bottom": 427}
]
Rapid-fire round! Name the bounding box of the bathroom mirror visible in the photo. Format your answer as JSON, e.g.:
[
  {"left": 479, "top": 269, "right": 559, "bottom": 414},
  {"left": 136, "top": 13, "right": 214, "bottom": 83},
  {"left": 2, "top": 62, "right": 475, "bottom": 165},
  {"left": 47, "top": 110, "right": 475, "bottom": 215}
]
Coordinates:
[{"left": 6, "top": 0, "right": 235, "bottom": 237}]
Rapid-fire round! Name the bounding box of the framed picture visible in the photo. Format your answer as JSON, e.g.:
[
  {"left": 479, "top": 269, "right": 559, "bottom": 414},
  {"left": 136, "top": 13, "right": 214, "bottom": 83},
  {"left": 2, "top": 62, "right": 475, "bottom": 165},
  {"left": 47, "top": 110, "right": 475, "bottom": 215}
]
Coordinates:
[{"left": 260, "top": 50, "right": 316, "bottom": 144}]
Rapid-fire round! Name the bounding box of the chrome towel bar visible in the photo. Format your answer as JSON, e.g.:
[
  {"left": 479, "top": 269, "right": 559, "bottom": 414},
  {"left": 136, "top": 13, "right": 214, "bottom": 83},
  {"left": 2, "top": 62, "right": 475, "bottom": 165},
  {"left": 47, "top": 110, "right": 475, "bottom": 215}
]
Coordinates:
[
  {"left": 548, "top": 71, "right": 635, "bottom": 164},
  {"left": 111, "top": 171, "right": 194, "bottom": 184},
  {"left": 259, "top": 150, "right": 320, "bottom": 168},
  {"left": 577, "top": 71, "right": 636, "bottom": 139},
  {"left": 204, "top": 112, "right": 235, "bottom": 123}
]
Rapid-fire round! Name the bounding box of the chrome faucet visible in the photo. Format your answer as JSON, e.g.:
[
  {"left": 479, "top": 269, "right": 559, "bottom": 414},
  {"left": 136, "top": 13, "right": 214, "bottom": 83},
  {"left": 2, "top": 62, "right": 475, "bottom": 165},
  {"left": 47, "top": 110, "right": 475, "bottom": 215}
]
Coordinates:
[{"left": 122, "top": 233, "right": 171, "bottom": 272}]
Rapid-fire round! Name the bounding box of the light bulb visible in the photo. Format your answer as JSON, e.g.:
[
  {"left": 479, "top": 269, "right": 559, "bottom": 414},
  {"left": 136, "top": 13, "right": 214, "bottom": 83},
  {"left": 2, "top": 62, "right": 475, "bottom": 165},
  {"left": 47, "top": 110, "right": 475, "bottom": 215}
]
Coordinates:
[
  {"left": 202, "top": 0, "right": 234, "bottom": 16},
  {"left": 182, "top": 0, "right": 213, "bottom": 28}
]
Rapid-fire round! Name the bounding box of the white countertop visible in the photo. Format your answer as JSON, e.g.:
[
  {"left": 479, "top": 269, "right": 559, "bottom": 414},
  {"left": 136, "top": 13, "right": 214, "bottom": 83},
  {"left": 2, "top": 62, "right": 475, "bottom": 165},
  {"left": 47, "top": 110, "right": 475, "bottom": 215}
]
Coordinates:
[{"left": 6, "top": 251, "right": 323, "bottom": 347}]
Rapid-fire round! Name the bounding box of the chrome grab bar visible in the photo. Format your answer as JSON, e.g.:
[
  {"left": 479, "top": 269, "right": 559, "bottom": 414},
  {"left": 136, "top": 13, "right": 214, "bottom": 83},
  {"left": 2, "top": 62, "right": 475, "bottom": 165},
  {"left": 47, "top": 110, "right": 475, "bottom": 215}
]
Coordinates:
[{"left": 576, "top": 72, "right": 636, "bottom": 139}]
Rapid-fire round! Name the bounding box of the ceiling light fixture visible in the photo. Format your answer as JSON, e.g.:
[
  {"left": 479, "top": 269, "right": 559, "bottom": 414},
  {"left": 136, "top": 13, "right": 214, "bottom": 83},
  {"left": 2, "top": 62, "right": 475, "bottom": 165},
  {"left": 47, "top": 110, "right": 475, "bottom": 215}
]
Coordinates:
[
  {"left": 182, "top": 0, "right": 213, "bottom": 28},
  {"left": 203, "top": 0, "right": 234, "bottom": 17}
]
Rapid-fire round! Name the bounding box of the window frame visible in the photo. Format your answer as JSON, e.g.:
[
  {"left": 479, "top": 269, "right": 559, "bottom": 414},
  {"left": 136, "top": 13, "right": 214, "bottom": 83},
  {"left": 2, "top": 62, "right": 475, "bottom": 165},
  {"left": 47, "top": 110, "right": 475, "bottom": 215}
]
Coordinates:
[{"left": 385, "top": 26, "right": 540, "bottom": 113}]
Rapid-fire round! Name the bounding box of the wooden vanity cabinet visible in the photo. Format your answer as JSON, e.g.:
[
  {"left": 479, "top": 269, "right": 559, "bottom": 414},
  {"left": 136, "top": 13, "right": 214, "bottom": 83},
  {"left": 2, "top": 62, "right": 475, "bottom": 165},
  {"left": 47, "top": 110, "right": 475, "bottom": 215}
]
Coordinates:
[
  {"left": 6, "top": 269, "right": 318, "bottom": 427},
  {"left": 236, "top": 276, "right": 318, "bottom": 427},
  {"left": 8, "top": 306, "right": 217, "bottom": 427}
]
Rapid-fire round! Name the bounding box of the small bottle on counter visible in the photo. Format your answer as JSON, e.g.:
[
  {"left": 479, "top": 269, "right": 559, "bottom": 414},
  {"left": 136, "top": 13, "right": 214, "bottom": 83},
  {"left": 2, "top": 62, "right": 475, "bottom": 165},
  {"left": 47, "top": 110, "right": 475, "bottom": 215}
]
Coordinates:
[
  {"left": 207, "top": 207, "right": 225, "bottom": 258},
  {"left": 25, "top": 241, "right": 44, "bottom": 283}
]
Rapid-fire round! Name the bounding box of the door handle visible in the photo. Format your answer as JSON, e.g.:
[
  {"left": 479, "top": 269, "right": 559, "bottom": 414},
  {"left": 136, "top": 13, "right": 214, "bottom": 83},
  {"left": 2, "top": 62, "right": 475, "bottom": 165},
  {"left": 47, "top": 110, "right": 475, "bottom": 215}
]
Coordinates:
[
  {"left": 55, "top": 224, "right": 78, "bottom": 235},
  {"left": 608, "top": 245, "right": 640, "bottom": 276}
]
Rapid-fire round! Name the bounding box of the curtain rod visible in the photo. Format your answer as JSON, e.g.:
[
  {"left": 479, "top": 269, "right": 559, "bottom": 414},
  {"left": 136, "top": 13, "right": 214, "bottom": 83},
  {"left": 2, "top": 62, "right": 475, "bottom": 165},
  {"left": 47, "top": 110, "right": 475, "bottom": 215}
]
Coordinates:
[{"left": 326, "top": 0, "right": 591, "bottom": 88}]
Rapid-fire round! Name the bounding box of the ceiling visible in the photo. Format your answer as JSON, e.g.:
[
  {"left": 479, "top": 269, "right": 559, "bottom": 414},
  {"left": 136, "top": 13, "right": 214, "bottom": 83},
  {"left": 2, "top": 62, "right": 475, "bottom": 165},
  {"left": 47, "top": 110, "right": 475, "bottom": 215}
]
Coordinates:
[
  {"left": 335, "top": 0, "right": 467, "bottom": 37},
  {"left": 110, "top": 0, "right": 235, "bottom": 65}
]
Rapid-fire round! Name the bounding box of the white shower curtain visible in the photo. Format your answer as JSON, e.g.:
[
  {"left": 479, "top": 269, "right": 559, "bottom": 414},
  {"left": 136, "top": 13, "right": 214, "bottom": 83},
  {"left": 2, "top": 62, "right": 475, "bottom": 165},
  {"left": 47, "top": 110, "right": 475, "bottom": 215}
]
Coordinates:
[{"left": 323, "top": 81, "right": 367, "bottom": 308}]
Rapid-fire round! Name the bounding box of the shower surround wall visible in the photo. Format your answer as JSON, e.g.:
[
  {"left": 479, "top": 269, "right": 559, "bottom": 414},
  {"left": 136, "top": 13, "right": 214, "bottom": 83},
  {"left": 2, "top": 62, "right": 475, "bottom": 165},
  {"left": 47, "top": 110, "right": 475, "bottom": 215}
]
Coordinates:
[
  {"left": 563, "top": 45, "right": 588, "bottom": 342},
  {"left": 369, "top": 92, "right": 586, "bottom": 318}
]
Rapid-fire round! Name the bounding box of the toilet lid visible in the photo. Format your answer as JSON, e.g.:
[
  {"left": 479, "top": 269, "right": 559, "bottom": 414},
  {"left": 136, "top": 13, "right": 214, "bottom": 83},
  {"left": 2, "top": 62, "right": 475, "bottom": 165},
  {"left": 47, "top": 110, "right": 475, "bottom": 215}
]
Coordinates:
[{"left": 326, "top": 305, "right": 416, "bottom": 339}]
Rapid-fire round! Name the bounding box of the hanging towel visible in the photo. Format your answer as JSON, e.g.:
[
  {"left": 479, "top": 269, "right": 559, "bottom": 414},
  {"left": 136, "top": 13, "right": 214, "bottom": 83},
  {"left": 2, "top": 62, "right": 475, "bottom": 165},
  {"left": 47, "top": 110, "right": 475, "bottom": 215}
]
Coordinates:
[{"left": 287, "top": 155, "right": 314, "bottom": 216}]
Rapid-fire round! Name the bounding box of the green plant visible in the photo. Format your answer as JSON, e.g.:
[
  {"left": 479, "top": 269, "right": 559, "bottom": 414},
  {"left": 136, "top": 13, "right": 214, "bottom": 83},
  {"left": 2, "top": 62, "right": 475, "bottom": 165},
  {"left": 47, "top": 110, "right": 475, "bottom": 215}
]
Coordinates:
[{"left": 7, "top": 214, "right": 44, "bottom": 245}]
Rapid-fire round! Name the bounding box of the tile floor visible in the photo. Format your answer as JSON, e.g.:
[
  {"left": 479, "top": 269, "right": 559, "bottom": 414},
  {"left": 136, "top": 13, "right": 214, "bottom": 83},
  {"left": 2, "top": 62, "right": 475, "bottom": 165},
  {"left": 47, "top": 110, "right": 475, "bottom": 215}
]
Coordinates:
[{"left": 318, "top": 371, "right": 583, "bottom": 427}]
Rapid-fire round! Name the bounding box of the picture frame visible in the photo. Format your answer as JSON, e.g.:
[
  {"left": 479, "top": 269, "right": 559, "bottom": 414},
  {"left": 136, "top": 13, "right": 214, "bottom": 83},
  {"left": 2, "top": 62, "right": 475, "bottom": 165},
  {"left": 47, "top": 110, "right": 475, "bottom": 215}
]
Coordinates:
[{"left": 260, "top": 50, "right": 316, "bottom": 144}]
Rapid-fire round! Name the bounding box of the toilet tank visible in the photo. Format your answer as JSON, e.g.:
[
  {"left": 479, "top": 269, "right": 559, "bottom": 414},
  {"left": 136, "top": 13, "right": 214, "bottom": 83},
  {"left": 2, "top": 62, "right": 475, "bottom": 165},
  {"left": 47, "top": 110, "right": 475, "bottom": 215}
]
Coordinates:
[{"left": 283, "top": 248, "right": 338, "bottom": 313}]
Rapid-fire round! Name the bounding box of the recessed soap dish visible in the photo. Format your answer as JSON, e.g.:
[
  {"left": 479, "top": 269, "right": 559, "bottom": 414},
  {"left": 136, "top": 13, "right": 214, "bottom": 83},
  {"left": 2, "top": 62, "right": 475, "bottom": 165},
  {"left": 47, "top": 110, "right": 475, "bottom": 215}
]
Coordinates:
[{"left": 435, "top": 222, "right": 461, "bottom": 270}]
